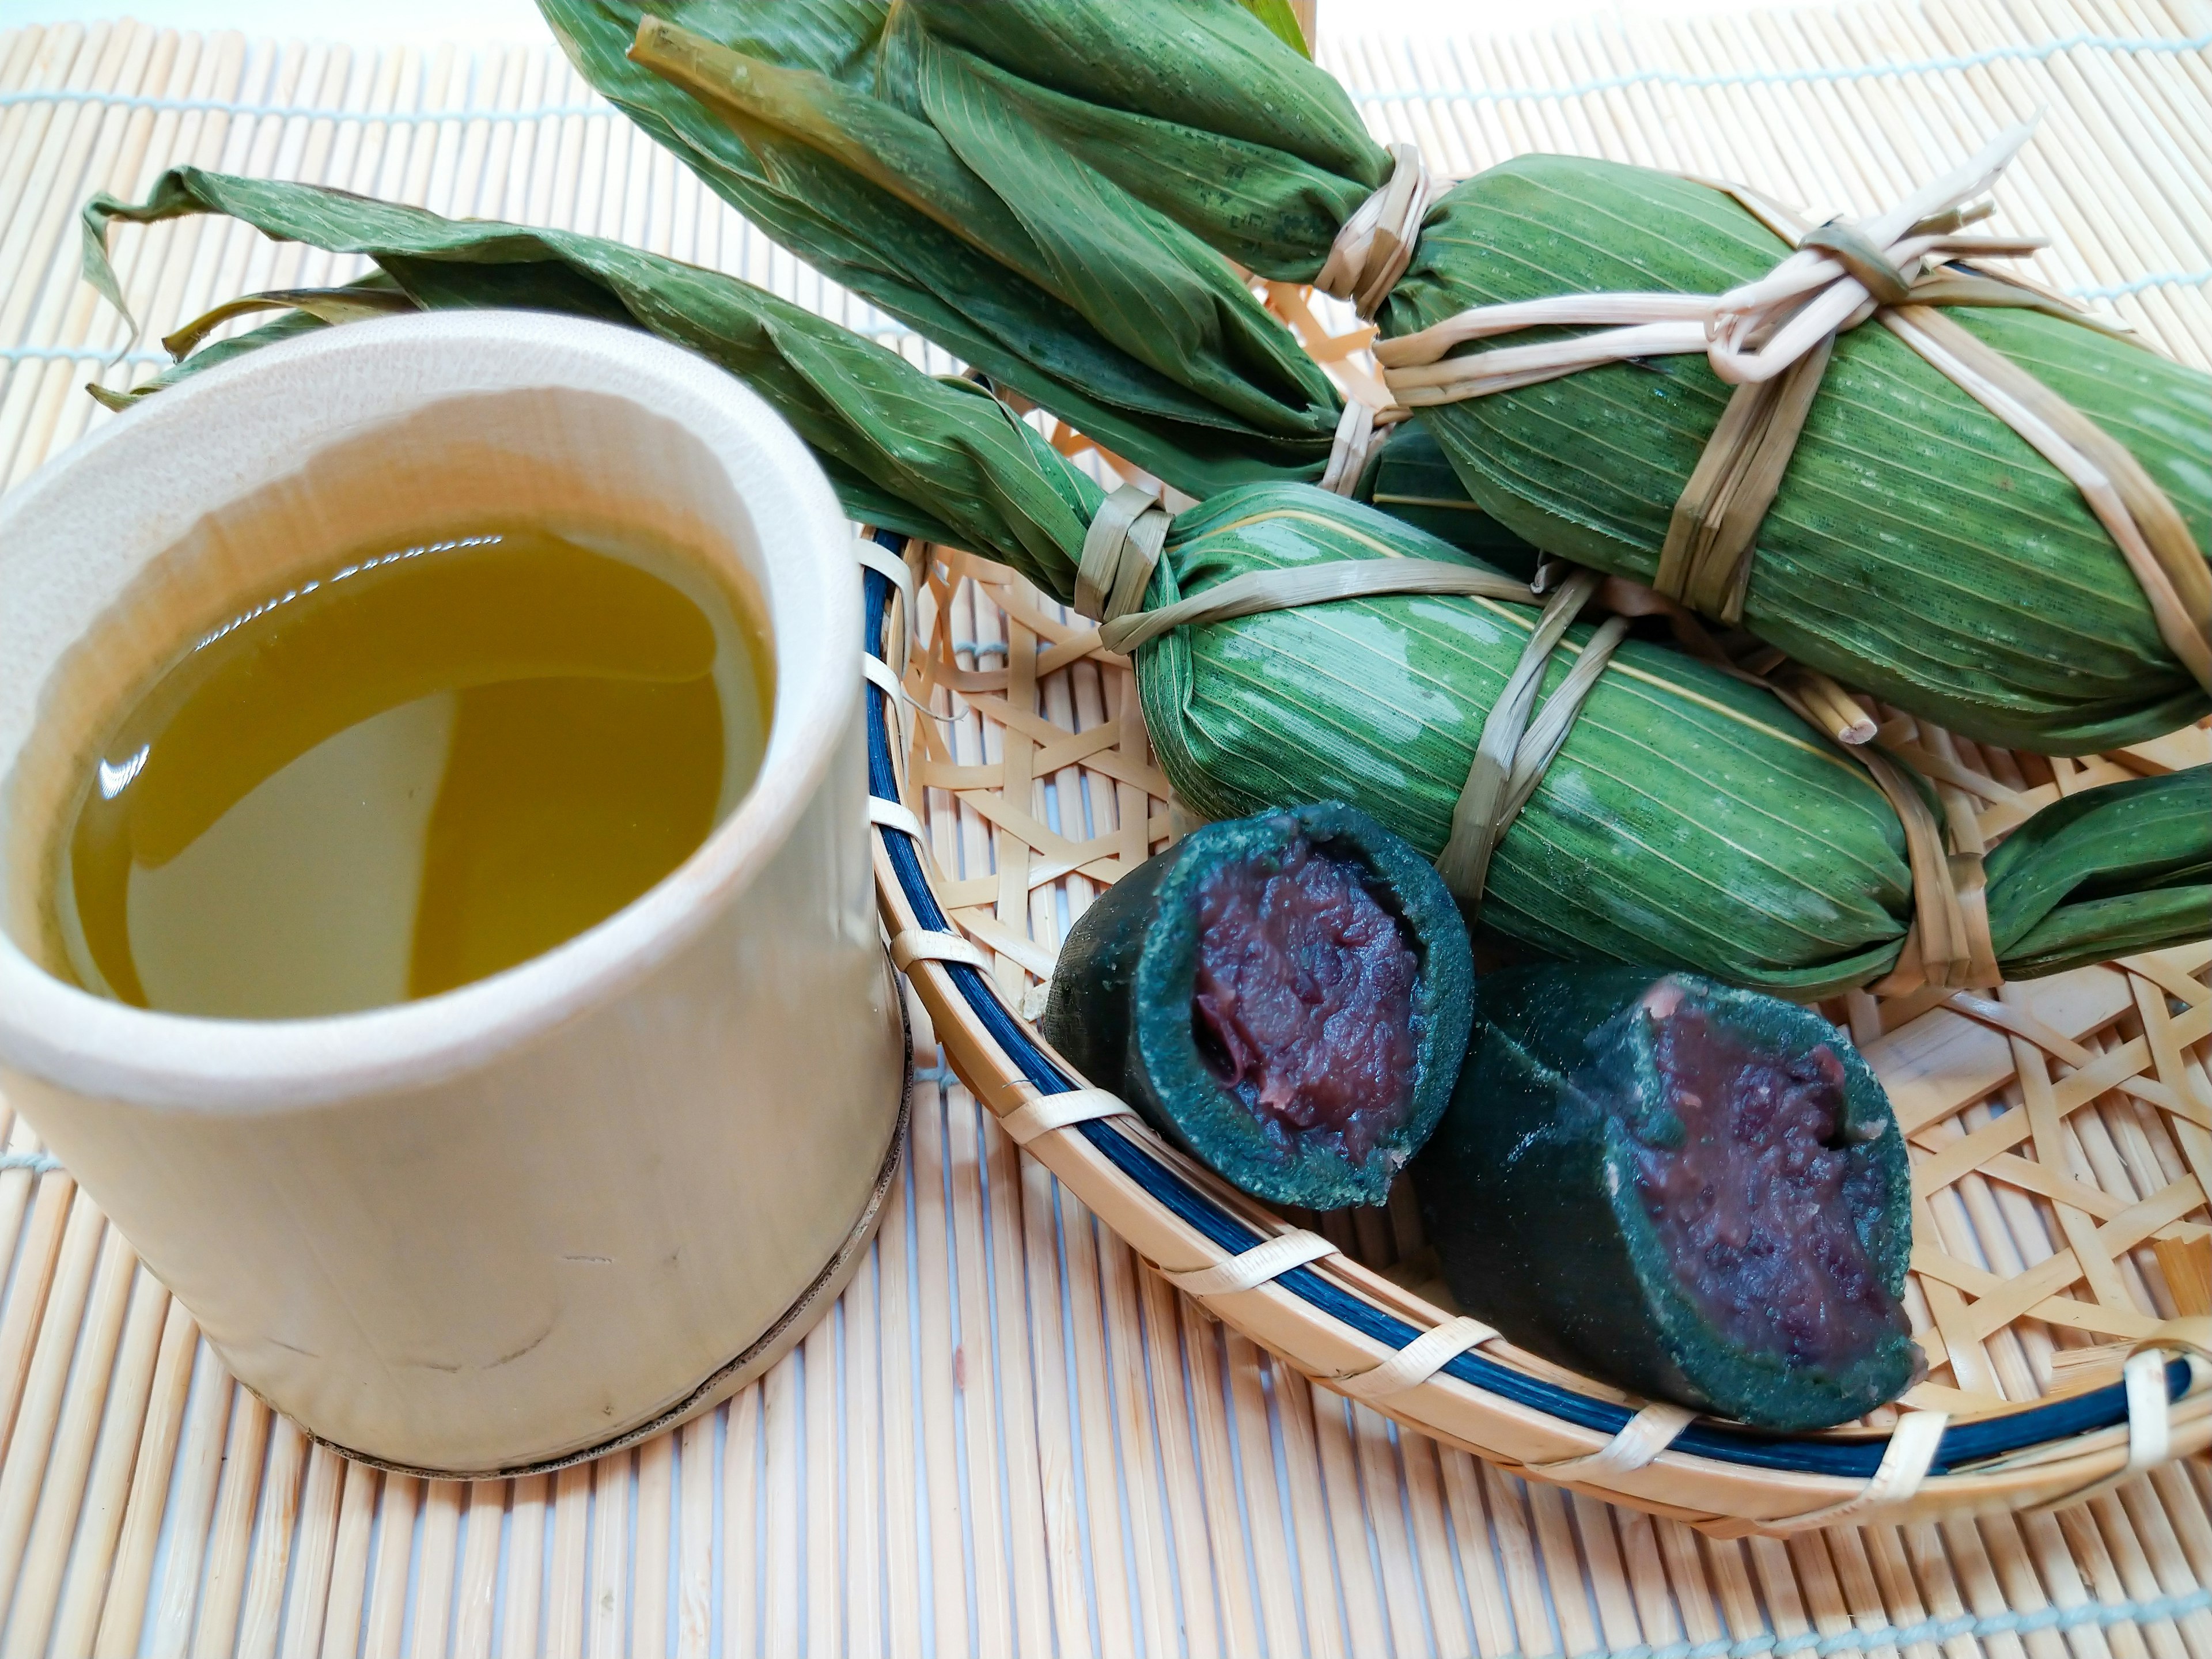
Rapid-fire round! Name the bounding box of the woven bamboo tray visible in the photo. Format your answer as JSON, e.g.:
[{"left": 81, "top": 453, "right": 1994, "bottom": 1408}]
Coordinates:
[
  {"left": 2, "top": 5, "right": 2211, "bottom": 1654},
  {"left": 867, "top": 529, "right": 2212, "bottom": 1529}
]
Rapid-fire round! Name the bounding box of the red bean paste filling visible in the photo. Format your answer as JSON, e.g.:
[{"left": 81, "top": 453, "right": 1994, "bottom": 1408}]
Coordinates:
[
  {"left": 1632, "top": 984, "right": 1904, "bottom": 1372},
  {"left": 1190, "top": 836, "right": 1421, "bottom": 1164}
]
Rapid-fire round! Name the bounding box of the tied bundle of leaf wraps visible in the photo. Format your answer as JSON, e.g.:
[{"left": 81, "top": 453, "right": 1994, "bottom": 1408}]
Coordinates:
[
  {"left": 572, "top": 0, "right": 2212, "bottom": 757},
  {"left": 81, "top": 173, "right": 2211, "bottom": 999},
  {"left": 532, "top": 0, "right": 1539, "bottom": 571}
]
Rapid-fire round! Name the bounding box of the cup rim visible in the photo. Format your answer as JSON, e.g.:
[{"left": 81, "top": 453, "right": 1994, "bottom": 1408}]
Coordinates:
[{"left": 0, "top": 310, "right": 859, "bottom": 1112}]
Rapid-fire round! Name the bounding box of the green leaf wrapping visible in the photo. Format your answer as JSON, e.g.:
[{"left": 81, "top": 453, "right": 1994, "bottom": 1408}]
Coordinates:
[
  {"left": 1143, "top": 488, "right": 1914, "bottom": 997},
  {"left": 909, "top": 28, "right": 1331, "bottom": 444},
  {"left": 81, "top": 173, "right": 2208, "bottom": 993},
  {"left": 533, "top": 0, "right": 1346, "bottom": 497},
  {"left": 907, "top": 0, "right": 1376, "bottom": 279},
  {"left": 83, "top": 168, "right": 1103, "bottom": 598},
  {"left": 1389, "top": 160, "right": 2212, "bottom": 755},
  {"left": 532, "top": 0, "right": 1551, "bottom": 562},
  {"left": 1140, "top": 488, "right": 2210, "bottom": 991},
  {"left": 805, "top": 5, "right": 2212, "bottom": 754},
  {"left": 1982, "top": 771, "right": 2212, "bottom": 978}
]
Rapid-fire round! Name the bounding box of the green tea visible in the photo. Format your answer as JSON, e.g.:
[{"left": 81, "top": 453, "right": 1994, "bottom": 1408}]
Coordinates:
[{"left": 54, "top": 525, "right": 771, "bottom": 1018}]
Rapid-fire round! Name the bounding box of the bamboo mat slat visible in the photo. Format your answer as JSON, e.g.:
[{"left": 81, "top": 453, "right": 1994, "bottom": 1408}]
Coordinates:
[{"left": 0, "top": 7, "right": 2209, "bottom": 1656}]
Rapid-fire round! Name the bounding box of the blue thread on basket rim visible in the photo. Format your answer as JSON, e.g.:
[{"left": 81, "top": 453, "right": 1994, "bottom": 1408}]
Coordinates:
[{"left": 857, "top": 536, "right": 2197, "bottom": 1486}]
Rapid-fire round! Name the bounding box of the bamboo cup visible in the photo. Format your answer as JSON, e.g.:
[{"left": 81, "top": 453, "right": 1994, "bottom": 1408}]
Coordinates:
[{"left": 0, "top": 311, "right": 908, "bottom": 1476}]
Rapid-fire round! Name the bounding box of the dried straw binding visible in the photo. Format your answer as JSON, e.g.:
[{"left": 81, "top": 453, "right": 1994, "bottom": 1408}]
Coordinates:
[{"left": 861, "top": 513, "right": 2212, "bottom": 1536}]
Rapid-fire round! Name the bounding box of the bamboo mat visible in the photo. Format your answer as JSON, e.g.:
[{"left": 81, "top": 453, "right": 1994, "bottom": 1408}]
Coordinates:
[{"left": 1, "top": 6, "right": 2210, "bottom": 1656}]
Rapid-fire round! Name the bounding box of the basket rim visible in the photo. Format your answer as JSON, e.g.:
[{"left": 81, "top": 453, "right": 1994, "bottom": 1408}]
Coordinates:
[{"left": 857, "top": 536, "right": 2199, "bottom": 1494}]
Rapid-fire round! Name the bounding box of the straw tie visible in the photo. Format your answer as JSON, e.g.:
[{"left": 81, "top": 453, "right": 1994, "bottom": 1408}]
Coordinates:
[
  {"left": 1074, "top": 483, "right": 1173, "bottom": 627},
  {"left": 1437, "top": 567, "right": 1631, "bottom": 906},
  {"left": 888, "top": 927, "right": 995, "bottom": 974},
  {"left": 1376, "top": 123, "right": 2211, "bottom": 695},
  {"left": 1077, "top": 483, "right": 1990, "bottom": 983},
  {"left": 1527, "top": 1402, "right": 1697, "bottom": 1479},
  {"left": 1312, "top": 143, "right": 1423, "bottom": 497},
  {"left": 2027, "top": 1318, "right": 2209, "bottom": 1513},
  {"left": 865, "top": 796, "right": 929, "bottom": 844},
  {"left": 1317, "top": 142, "right": 1435, "bottom": 320},
  {"left": 1317, "top": 397, "right": 1410, "bottom": 496},
  {"left": 1074, "top": 484, "right": 1537, "bottom": 656},
  {"left": 1649, "top": 598, "right": 1998, "bottom": 991},
  {"left": 1336, "top": 1316, "right": 1500, "bottom": 1400},
  {"left": 1164, "top": 1229, "right": 1339, "bottom": 1297},
  {"left": 1743, "top": 676, "right": 2000, "bottom": 994},
  {"left": 1094, "top": 552, "right": 1539, "bottom": 655},
  {"left": 1074, "top": 497, "right": 1632, "bottom": 914}
]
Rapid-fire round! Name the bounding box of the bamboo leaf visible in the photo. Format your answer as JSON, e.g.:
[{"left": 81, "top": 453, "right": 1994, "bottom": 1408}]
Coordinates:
[
  {"left": 1233, "top": 0, "right": 1310, "bottom": 58},
  {"left": 537, "top": 0, "right": 1544, "bottom": 561},
  {"left": 160, "top": 285, "right": 421, "bottom": 359},
  {"left": 910, "top": 43, "right": 1361, "bottom": 281},
  {"left": 83, "top": 168, "right": 1099, "bottom": 593},
  {"left": 536, "top": 0, "right": 1347, "bottom": 496},
  {"left": 908, "top": 0, "right": 1375, "bottom": 184},
  {"left": 912, "top": 26, "right": 1338, "bottom": 440},
  {"left": 1395, "top": 156, "right": 2212, "bottom": 753},
  {"left": 1143, "top": 490, "right": 2210, "bottom": 994}
]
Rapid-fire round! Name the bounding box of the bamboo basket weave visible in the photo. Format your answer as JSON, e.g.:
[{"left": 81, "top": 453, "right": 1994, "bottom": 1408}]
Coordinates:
[
  {"left": 1, "top": 5, "right": 2211, "bottom": 1653},
  {"left": 866, "top": 533, "right": 2212, "bottom": 1535}
]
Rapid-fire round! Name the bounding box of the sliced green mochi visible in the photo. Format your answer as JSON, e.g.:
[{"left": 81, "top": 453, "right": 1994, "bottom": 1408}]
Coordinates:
[
  {"left": 1042, "top": 802, "right": 1473, "bottom": 1208},
  {"left": 1419, "top": 965, "right": 1919, "bottom": 1430}
]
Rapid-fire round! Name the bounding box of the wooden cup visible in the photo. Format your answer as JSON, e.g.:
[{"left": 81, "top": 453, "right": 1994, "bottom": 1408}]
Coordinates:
[{"left": 0, "top": 312, "right": 907, "bottom": 1475}]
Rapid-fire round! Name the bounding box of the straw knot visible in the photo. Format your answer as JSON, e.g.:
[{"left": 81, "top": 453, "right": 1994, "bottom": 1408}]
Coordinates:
[
  {"left": 1700, "top": 161, "right": 2036, "bottom": 387},
  {"left": 1317, "top": 142, "right": 1433, "bottom": 320},
  {"left": 1376, "top": 122, "right": 2052, "bottom": 400},
  {"left": 1796, "top": 219, "right": 1915, "bottom": 306},
  {"left": 1436, "top": 567, "right": 1630, "bottom": 906},
  {"left": 1074, "top": 483, "right": 1171, "bottom": 626},
  {"left": 1374, "top": 120, "right": 2211, "bottom": 702},
  {"left": 1319, "top": 399, "right": 1409, "bottom": 495}
]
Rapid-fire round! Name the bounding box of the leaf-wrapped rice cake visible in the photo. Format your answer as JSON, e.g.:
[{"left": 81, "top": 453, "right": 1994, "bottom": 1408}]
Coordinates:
[
  {"left": 859, "top": 1, "right": 2212, "bottom": 755},
  {"left": 1140, "top": 490, "right": 2212, "bottom": 998},
  {"left": 533, "top": 0, "right": 1535, "bottom": 556}
]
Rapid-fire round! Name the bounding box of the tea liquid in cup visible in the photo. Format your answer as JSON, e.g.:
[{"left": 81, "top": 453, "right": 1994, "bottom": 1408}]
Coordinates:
[{"left": 53, "top": 523, "right": 772, "bottom": 1018}]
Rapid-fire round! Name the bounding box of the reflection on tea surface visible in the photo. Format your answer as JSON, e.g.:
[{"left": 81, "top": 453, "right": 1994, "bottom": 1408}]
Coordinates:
[{"left": 56, "top": 526, "right": 771, "bottom": 1018}]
